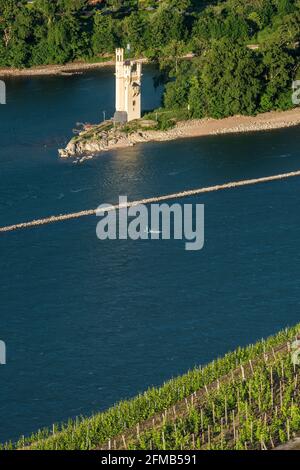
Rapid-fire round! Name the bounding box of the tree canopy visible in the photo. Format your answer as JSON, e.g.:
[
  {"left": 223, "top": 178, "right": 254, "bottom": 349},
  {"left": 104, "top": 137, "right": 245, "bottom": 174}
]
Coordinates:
[{"left": 0, "top": 0, "right": 299, "bottom": 117}]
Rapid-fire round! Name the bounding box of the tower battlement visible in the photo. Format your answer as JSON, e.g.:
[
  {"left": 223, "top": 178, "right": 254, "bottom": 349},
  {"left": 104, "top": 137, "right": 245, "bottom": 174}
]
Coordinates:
[{"left": 114, "top": 48, "right": 142, "bottom": 123}]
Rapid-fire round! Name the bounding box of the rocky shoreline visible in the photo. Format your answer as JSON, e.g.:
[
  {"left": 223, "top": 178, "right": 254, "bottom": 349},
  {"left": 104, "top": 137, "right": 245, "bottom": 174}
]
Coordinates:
[
  {"left": 58, "top": 108, "right": 300, "bottom": 159},
  {"left": 0, "top": 55, "right": 197, "bottom": 78},
  {"left": 0, "top": 58, "right": 148, "bottom": 77}
]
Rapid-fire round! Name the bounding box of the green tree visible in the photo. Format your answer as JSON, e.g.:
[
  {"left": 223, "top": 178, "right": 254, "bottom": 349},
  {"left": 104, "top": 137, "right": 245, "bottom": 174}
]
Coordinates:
[
  {"left": 122, "top": 12, "right": 147, "bottom": 55},
  {"left": 92, "top": 12, "right": 115, "bottom": 55},
  {"left": 165, "top": 0, "right": 192, "bottom": 12},
  {"left": 159, "top": 40, "right": 186, "bottom": 76},
  {"left": 188, "top": 74, "right": 205, "bottom": 118},
  {"left": 147, "top": 5, "right": 187, "bottom": 51},
  {"left": 198, "top": 39, "right": 263, "bottom": 118},
  {"left": 260, "top": 42, "right": 295, "bottom": 111},
  {"left": 163, "top": 73, "right": 191, "bottom": 110}
]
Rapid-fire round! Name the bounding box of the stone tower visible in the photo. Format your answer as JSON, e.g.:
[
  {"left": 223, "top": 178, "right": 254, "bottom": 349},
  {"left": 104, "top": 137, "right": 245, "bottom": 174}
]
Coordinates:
[{"left": 114, "top": 48, "right": 142, "bottom": 123}]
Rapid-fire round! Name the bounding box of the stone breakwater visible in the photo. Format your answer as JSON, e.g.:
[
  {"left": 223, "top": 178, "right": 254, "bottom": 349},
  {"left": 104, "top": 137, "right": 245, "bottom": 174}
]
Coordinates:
[
  {"left": 2, "top": 169, "right": 300, "bottom": 233},
  {"left": 58, "top": 108, "right": 300, "bottom": 159}
]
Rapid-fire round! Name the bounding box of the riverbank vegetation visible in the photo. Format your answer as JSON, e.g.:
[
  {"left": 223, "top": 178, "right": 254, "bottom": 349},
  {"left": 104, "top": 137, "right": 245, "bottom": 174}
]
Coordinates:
[
  {"left": 1, "top": 1, "right": 299, "bottom": 119},
  {"left": 2, "top": 323, "right": 300, "bottom": 450},
  {"left": 157, "top": 37, "right": 299, "bottom": 123},
  {"left": 0, "top": 1, "right": 299, "bottom": 67}
]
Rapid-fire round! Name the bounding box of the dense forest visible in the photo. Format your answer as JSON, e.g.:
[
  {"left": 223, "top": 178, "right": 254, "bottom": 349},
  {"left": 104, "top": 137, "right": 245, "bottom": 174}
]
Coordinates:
[{"left": 0, "top": 0, "right": 299, "bottom": 117}]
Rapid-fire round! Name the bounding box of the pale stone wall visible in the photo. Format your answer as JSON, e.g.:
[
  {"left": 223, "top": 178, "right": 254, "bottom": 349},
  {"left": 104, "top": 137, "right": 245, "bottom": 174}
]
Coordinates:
[
  {"left": 114, "top": 49, "right": 142, "bottom": 122},
  {"left": 115, "top": 48, "right": 125, "bottom": 113}
]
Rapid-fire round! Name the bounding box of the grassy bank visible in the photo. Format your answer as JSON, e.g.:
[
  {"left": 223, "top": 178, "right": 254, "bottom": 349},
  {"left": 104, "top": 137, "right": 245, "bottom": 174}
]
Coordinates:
[{"left": 2, "top": 323, "right": 300, "bottom": 450}]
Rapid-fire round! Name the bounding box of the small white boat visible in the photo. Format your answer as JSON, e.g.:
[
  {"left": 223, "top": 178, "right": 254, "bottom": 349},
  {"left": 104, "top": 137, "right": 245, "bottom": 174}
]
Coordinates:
[{"left": 145, "top": 226, "right": 161, "bottom": 234}]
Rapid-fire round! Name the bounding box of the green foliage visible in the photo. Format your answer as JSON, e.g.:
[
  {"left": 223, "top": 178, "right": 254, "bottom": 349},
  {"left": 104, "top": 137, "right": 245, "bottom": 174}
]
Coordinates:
[
  {"left": 188, "top": 75, "right": 205, "bottom": 118},
  {"left": 0, "top": 0, "right": 298, "bottom": 122},
  {"left": 2, "top": 323, "right": 300, "bottom": 450},
  {"left": 146, "top": 5, "right": 188, "bottom": 53},
  {"left": 192, "top": 8, "right": 250, "bottom": 43},
  {"left": 161, "top": 33, "right": 298, "bottom": 120},
  {"left": 92, "top": 12, "right": 115, "bottom": 56},
  {"left": 198, "top": 39, "right": 263, "bottom": 117},
  {"left": 260, "top": 42, "right": 295, "bottom": 111},
  {"left": 121, "top": 12, "right": 147, "bottom": 54},
  {"left": 164, "top": 77, "right": 191, "bottom": 110},
  {"left": 0, "top": 0, "right": 92, "bottom": 66},
  {"left": 147, "top": 0, "right": 298, "bottom": 120},
  {"left": 126, "top": 353, "right": 300, "bottom": 450},
  {"left": 158, "top": 40, "right": 187, "bottom": 77}
]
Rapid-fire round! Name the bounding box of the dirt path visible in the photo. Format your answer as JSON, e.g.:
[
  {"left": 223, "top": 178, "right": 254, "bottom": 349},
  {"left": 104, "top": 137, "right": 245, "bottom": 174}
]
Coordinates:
[{"left": 275, "top": 437, "right": 300, "bottom": 450}]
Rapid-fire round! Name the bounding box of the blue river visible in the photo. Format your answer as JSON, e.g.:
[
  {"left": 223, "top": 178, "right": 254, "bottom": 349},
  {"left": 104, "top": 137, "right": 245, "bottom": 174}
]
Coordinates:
[{"left": 0, "top": 66, "right": 300, "bottom": 442}]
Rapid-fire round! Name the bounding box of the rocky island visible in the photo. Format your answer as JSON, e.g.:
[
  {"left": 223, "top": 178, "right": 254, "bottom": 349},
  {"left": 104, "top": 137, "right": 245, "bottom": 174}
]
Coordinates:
[
  {"left": 58, "top": 108, "right": 300, "bottom": 159},
  {"left": 58, "top": 43, "right": 300, "bottom": 159}
]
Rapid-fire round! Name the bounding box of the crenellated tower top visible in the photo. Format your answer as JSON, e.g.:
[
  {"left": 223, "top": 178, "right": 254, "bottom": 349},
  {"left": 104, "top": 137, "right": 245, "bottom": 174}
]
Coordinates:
[{"left": 114, "top": 48, "right": 142, "bottom": 123}]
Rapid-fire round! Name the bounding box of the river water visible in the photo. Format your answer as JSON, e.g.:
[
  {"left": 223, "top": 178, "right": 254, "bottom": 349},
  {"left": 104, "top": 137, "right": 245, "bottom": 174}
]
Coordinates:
[{"left": 0, "top": 66, "right": 300, "bottom": 443}]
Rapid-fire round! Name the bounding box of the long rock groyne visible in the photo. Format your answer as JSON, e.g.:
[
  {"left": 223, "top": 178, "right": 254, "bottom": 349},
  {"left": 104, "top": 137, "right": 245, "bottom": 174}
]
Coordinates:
[{"left": 1, "top": 170, "right": 300, "bottom": 234}]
